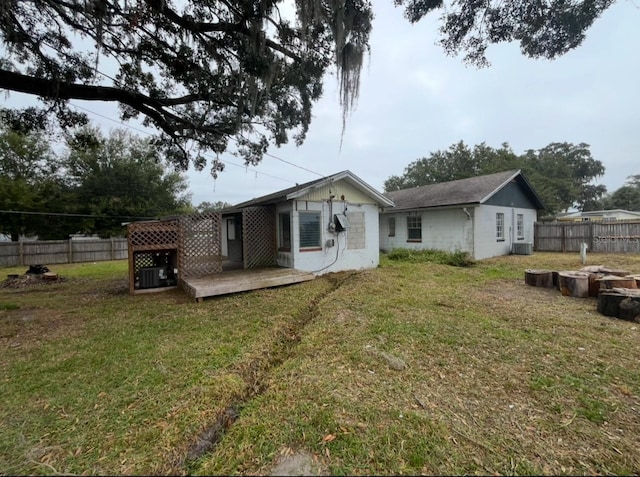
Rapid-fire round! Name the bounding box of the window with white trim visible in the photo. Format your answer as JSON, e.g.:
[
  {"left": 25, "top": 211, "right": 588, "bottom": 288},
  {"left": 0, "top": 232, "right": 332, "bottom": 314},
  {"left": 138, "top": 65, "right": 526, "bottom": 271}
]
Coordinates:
[
  {"left": 299, "top": 211, "right": 321, "bottom": 249},
  {"left": 496, "top": 213, "right": 504, "bottom": 241},
  {"left": 407, "top": 215, "right": 422, "bottom": 241}
]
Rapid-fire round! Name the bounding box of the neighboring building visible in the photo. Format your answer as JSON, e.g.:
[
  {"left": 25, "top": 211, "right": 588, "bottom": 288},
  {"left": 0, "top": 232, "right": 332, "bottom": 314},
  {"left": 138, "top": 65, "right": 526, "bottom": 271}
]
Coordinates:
[
  {"left": 554, "top": 209, "right": 640, "bottom": 222},
  {"left": 221, "top": 170, "right": 394, "bottom": 275},
  {"left": 380, "top": 170, "right": 545, "bottom": 260}
]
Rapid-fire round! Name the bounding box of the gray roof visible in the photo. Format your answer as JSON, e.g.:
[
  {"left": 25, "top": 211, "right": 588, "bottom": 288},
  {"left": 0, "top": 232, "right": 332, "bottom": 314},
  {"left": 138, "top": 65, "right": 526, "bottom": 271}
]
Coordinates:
[
  {"left": 383, "top": 169, "right": 545, "bottom": 212},
  {"left": 226, "top": 170, "right": 393, "bottom": 211}
]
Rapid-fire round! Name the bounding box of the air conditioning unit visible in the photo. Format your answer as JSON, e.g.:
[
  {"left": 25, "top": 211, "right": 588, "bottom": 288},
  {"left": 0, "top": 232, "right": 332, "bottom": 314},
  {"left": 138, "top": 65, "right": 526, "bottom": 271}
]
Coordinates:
[
  {"left": 139, "top": 266, "right": 165, "bottom": 289},
  {"left": 512, "top": 242, "right": 533, "bottom": 255}
]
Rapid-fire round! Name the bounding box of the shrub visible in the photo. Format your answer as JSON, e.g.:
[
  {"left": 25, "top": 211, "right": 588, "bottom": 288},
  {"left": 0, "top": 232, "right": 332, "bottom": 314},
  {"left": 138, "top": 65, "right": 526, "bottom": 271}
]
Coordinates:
[{"left": 386, "top": 248, "right": 475, "bottom": 267}]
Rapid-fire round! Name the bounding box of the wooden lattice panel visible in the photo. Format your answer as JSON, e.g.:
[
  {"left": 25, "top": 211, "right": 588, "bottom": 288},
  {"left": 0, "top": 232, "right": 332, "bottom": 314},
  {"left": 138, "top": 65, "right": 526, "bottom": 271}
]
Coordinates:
[
  {"left": 128, "top": 220, "right": 178, "bottom": 251},
  {"left": 178, "top": 212, "right": 223, "bottom": 278},
  {"left": 242, "top": 206, "right": 276, "bottom": 269}
]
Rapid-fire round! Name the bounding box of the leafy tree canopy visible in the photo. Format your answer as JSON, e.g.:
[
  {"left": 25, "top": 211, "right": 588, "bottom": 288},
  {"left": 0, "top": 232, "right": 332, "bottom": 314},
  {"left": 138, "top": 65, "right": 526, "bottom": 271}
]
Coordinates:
[
  {"left": 0, "top": 121, "right": 67, "bottom": 240},
  {"left": 0, "top": 113, "right": 193, "bottom": 240},
  {"left": 64, "top": 127, "right": 193, "bottom": 237},
  {"left": 0, "top": 0, "right": 372, "bottom": 176},
  {"left": 603, "top": 175, "right": 640, "bottom": 211},
  {"left": 0, "top": 1, "right": 616, "bottom": 178},
  {"left": 394, "top": 0, "right": 615, "bottom": 67},
  {"left": 196, "top": 201, "right": 233, "bottom": 213},
  {"left": 384, "top": 140, "right": 606, "bottom": 215}
]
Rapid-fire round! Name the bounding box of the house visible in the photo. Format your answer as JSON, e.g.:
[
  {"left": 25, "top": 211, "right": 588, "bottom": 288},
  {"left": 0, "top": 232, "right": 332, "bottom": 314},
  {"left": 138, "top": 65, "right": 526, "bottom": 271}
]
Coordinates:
[
  {"left": 221, "top": 170, "right": 394, "bottom": 274},
  {"left": 379, "top": 170, "right": 545, "bottom": 260},
  {"left": 553, "top": 209, "right": 640, "bottom": 222}
]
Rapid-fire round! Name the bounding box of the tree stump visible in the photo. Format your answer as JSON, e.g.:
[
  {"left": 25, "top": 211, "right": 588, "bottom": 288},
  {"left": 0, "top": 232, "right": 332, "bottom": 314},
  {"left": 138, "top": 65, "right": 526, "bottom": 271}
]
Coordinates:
[
  {"left": 524, "top": 269, "right": 554, "bottom": 288},
  {"left": 597, "top": 289, "right": 628, "bottom": 316},
  {"left": 596, "top": 275, "right": 637, "bottom": 290},
  {"left": 558, "top": 271, "right": 590, "bottom": 298},
  {"left": 587, "top": 272, "right": 605, "bottom": 297},
  {"left": 43, "top": 272, "right": 58, "bottom": 281},
  {"left": 598, "top": 288, "right": 640, "bottom": 321}
]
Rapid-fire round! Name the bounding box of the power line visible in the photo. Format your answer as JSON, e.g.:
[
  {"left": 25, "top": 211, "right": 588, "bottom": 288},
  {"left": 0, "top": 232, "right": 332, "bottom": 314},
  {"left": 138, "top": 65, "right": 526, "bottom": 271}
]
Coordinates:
[
  {"left": 68, "top": 102, "right": 314, "bottom": 184},
  {"left": 0, "top": 209, "right": 156, "bottom": 219}
]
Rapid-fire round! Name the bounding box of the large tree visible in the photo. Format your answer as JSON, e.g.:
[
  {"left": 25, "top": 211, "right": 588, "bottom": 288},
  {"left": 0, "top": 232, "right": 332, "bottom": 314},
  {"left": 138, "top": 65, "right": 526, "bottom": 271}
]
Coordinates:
[
  {"left": 384, "top": 141, "right": 606, "bottom": 215},
  {"left": 0, "top": 0, "right": 372, "bottom": 176},
  {"left": 64, "top": 127, "right": 193, "bottom": 237},
  {"left": 0, "top": 121, "right": 70, "bottom": 240},
  {"left": 0, "top": 1, "right": 615, "bottom": 177}
]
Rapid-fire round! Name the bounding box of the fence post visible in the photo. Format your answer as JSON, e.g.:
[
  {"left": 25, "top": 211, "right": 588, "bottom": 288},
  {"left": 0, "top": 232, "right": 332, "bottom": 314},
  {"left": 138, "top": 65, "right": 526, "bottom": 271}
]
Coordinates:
[
  {"left": 561, "top": 225, "right": 566, "bottom": 253},
  {"left": 110, "top": 237, "right": 115, "bottom": 260},
  {"left": 19, "top": 239, "right": 24, "bottom": 266},
  {"left": 68, "top": 238, "right": 73, "bottom": 264}
]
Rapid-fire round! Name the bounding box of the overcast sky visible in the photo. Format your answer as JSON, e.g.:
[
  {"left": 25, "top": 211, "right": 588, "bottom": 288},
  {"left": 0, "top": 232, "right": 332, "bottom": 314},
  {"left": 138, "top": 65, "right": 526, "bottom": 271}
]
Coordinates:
[
  {"left": 189, "top": 0, "right": 640, "bottom": 207},
  {"left": 6, "top": 0, "right": 640, "bottom": 209}
]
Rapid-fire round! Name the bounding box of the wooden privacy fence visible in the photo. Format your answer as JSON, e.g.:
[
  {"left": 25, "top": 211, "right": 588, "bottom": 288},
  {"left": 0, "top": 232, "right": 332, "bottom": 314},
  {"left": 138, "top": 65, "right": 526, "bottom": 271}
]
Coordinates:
[
  {"left": 0, "top": 238, "right": 128, "bottom": 267},
  {"left": 534, "top": 220, "right": 640, "bottom": 253}
]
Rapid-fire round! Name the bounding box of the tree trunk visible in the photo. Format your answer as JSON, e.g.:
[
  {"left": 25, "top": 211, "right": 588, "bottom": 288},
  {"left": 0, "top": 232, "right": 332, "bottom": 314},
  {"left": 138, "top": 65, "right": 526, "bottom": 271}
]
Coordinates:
[
  {"left": 524, "top": 269, "right": 554, "bottom": 288},
  {"left": 558, "top": 271, "right": 590, "bottom": 298}
]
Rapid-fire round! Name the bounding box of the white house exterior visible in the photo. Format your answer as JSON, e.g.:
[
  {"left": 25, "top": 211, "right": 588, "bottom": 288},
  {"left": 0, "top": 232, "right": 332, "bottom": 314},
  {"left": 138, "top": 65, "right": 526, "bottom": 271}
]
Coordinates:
[
  {"left": 380, "top": 170, "right": 545, "bottom": 260},
  {"left": 222, "top": 171, "right": 393, "bottom": 275},
  {"left": 554, "top": 209, "right": 640, "bottom": 222}
]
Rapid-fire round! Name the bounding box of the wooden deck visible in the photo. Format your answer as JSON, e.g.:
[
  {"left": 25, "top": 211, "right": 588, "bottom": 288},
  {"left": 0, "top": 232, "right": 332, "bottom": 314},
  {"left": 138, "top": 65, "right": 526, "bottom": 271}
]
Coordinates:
[{"left": 181, "top": 267, "right": 315, "bottom": 301}]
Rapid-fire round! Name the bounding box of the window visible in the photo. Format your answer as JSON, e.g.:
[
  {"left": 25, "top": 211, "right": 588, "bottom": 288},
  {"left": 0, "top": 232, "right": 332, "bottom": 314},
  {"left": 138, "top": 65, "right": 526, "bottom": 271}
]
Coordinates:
[
  {"left": 299, "top": 211, "right": 321, "bottom": 249},
  {"left": 496, "top": 213, "right": 504, "bottom": 241},
  {"left": 516, "top": 214, "right": 524, "bottom": 239},
  {"left": 388, "top": 217, "right": 396, "bottom": 237},
  {"left": 278, "top": 213, "right": 291, "bottom": 251},
  {"left": 407, "top": 215, "right": 422, "bottom": 241}
]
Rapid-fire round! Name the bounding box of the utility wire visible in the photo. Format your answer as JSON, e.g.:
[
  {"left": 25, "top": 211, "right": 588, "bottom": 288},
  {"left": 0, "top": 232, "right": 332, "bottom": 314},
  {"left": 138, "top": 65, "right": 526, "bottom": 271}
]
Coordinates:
[
  {"left": 40, "top": 36, "right": 327, "bottom": 181},
  {"left": 69, "top": 102, "right": 303, "bottom": 184},
  {"left": 0, "top": 209, "right": 156, "bottom": 219}
]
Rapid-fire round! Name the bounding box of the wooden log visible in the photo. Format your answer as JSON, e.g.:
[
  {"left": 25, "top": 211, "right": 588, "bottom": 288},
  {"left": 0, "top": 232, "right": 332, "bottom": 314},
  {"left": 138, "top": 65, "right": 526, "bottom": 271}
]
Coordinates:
[
  {"left": 599, "top": 267, "right": 631, "bottom": 277},
  {"left": 597, "top": 288, "right": 640, "bottom": 318},
  {"left": 558, "top": 271, "right": 590, "bottom": 298},
  {"left": 552, "top": 271, "right": 559, "bottom": 289},
  {"left": 596, "top": 275, "right": 637, "bottom": 290},
  {"left": 597, "top": 289, "right": 627, "bottom": 316},
  {"left": 524, "top": 269, "right": 554, "bottom": 288},
  {"left": 619, "top": 297, "right": 640, "bottom": 323},
  {"left": 580, "top": 266, "right": 630, "bottom": 277},
  {"left": 626, "top": 274, "right": 640, "bottom": 288}
]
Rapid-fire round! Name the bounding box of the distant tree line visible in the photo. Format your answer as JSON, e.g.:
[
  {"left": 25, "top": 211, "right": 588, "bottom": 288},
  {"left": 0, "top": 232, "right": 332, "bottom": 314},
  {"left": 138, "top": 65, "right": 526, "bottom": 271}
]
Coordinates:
[
  {"left": 0, "top": 108, "right": 195, "bottom": 241},
  {"left": 384, "top": 141, "right": 638, "bottom": 216}
]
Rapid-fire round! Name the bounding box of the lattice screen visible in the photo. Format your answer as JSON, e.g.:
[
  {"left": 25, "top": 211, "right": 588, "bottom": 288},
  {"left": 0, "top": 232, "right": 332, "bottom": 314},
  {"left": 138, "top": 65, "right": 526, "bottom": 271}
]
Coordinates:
[
  {"left": 242, "top": 206, "right": 276, "bottom": 269},
  {"left": 178, "top": 212, "right": 223, "bottom": 278},
  {"left": 128, "top": 220, "right": 178, "bottom": 250}
]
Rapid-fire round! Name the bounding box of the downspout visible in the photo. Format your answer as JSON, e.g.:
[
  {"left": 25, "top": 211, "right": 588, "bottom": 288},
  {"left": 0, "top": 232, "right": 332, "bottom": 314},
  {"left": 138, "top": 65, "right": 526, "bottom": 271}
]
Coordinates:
[{"left": 463, "top": 207, "right": 473, "bottom": 258}]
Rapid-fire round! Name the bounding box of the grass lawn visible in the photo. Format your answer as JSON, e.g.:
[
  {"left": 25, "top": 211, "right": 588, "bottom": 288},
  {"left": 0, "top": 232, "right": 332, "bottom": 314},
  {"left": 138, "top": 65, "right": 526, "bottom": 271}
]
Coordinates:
[{"left": 1, "top": 253, "right": 639, "bottom": 475}]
